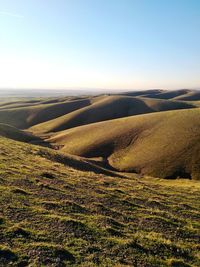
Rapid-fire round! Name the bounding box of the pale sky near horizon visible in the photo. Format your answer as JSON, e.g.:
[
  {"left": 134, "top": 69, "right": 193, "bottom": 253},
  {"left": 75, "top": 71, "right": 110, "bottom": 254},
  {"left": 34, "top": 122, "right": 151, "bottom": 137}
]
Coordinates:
[{"left": 0, "top": 0, "right": 200, "bottom": 90}]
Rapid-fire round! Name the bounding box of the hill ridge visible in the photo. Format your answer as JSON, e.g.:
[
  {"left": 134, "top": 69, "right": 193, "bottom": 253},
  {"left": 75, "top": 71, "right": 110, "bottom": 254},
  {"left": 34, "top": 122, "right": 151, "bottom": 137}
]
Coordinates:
[{"left": 47, "top": 108, "right": 200, "bottom": 180}]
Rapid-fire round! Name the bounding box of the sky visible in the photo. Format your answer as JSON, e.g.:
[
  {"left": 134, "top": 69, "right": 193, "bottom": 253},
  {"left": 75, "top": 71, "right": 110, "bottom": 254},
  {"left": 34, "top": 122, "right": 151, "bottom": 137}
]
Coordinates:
[{"left": 0, "top": 0, "right": 200, "bottom": 90}]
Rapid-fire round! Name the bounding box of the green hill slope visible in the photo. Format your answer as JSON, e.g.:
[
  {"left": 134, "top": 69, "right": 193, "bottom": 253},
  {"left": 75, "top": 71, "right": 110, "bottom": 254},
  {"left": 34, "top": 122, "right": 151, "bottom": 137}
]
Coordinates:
[
  {"left": 48, "top": 108, "right": 200, "bottom": 180},
  {"left": 0, "top": 136, "right": 199, "bottom": 266},
  {"left": 29, "top": 95, "right": 195, "bottom": 133}
]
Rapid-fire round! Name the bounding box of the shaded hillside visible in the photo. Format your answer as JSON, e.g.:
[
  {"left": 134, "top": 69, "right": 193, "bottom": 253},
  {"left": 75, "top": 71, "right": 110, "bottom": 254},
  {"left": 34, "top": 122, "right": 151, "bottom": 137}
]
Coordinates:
[
  {"left": 0, "top": 99, "right": 42, "bottom": 110},
  {"left": 140, "top": 89, "right": 191, "bottom": 100},
  {"left": 173, "top": 90, "right": 200, "bottom": 101},
  {"left": 119, "top": 89, "right": 164, "bottom": 97},
  {"left": 30, "top": 96, "right": 195, "bottom": 133},
  {"left": 0, "top": 98, "right": 91, "bottom": 129},
  {"left": 0, "top": 89, "right": 198, "bottom": 132},
  {"left": 0, "top": 123, "right": 41, "bottom": 144},
  {"left": 0, "top": 96, "right": 90, "bottom": 110},
  {"left": 0, "top": 136, "right": 199, "bottom": 266},
  {"left": 48, "top": 108, "right": 200, "bottom": 180},
  {"left": 0, "top": 124, "right": 121, "bottom": 177},
  {"left": 119, "top": 89, "right": 197, "bottom": 99}
]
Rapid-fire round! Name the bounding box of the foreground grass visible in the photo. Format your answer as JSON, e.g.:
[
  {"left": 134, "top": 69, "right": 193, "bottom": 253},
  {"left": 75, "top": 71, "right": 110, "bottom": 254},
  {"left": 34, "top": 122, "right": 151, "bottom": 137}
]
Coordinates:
[{"left": 0, "top": 136, "right": 199, "bottom": 266}]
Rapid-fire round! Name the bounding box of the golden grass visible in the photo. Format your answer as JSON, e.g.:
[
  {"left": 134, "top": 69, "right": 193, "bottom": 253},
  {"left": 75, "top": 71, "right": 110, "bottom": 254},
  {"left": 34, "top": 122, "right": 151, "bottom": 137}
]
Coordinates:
[
  {"left": 0, "top": 123, "right": 40, "bottom": 143},
  {"left": 0, "top": 98, "right": 91, "bottom": 129},
  {"left": 29, "top": 95, "right": 195, "bottom": 133},
  {"left": 48, "top": 108, "right": 200, "bottom": 180},
  {"left": 0, "top": 136, "right": 199, "bottom": 266}
]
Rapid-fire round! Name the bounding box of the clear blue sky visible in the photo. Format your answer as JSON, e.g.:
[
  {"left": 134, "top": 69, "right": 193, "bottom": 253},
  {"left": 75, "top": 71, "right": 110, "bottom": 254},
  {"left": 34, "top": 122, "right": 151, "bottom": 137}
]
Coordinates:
[{"left": 0, "top": 0, "right": 199, "bottom": 90}]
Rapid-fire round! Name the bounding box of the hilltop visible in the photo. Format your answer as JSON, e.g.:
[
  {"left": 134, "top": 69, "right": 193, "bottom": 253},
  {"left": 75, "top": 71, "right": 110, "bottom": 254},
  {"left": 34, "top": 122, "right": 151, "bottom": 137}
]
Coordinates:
[
  {"left": 0, "top": 90, "right": 198, "bottom": 131},
  {"left": 29, "top": 95, "right": 195, "bottom": 134},
  {"left": 0, "top": 89, "right": 200, "bottom": 181},
  {"left": 0, "top": 89, "right": 200, "bottom": 266},
  {"left": 0, "top": 97, "right": 91, "bottom": 129},
  {"left": 120, "top": 89, "right": 199, "bottom": 100}
]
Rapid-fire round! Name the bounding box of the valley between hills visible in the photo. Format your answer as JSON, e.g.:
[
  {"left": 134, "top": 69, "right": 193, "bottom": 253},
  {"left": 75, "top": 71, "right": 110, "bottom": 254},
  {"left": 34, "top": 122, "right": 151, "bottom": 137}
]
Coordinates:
[{"left": 0, "top": 89, "right": 200, "bottom": 266}]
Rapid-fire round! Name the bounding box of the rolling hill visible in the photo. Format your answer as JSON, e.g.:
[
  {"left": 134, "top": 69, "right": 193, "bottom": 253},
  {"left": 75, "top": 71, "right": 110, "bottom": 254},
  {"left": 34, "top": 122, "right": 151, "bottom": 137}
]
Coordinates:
[
  {"left": 120, "top": 89, "right": 197, "bottom": 100},
  {"left": 129, "top": 89, "right": 200, "bottom": 101},
  {"left": 0, "top": 98, "right": 91, "bottom": 129},
  {"left": 140, "top": 89, "right": 191, "bottom": 100},
  {"left": 0, "top": 123, "right": 41, "bottom": 144},
  {"left": 0, "top": 90, "right": 200, "bottom": 266},
  {"left": 118, "top": 89, "right": 164, "bottom": 97},
  {"left": 173, "top": 90, "right": 200, "bottom": 101},
  {"left": 47, "top": 108, "right": 200, "bottom": 180},
  {"left": 29, "top": 95, "right": 195, "bottom": 133}
]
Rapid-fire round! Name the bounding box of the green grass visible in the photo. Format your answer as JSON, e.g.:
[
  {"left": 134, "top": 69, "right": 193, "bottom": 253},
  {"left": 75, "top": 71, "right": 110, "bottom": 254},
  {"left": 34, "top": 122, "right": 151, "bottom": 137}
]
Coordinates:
[{"left": 0, "top": 136, "right": 199, "bottom": 266}]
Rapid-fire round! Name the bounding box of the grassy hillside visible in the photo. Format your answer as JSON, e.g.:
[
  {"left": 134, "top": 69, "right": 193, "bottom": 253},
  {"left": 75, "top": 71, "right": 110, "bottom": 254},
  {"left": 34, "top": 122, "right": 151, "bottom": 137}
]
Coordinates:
[
  {"left": 140, "top": 89, "right": 191, "bottom": 100},
  {"left": 0, "top": 91, "right": 196, "bottom": 133},
  {"left": 48, "top": 108, "right": 200, "bottom": 180},
  {"left": 0, "top": 123, "right": 42, "bottom": 144},
  {"left": 173, "top": 91, "right": 200, "bottom": 101},
  {"left": 119, "top": 89, "right": 164, "bottom": 97},
  {"left": 0, "top": 98, "right": 91, "bottom": 129},
  {"left": 0, "top": 99, "right": 42, "bottom": 110},
  {"left": 30, "top": 96, "right": 195, "bottom": 134},
  {"left": 0, "top": 136, "right": 199, "bottom": 266},
  {"left": 120, "top": 89, "right": 196, "bottom": 100},
  {"left": 0, "top": 96, "right": 90, "bottom": 110}
]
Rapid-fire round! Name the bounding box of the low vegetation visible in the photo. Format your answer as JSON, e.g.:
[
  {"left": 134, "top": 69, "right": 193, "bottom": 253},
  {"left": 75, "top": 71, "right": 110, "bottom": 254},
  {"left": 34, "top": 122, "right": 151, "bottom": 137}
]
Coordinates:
[
  {"left": 0, "top": 90, "right": 200, "bottom": 266},
  {"left": 0, "top": 123, "right": 42, "bottom": 144},
  {"left": 29, "top": 95, "right": 195, "bottom": 133},
  {"left": 0, "top": 136, "right": 199, "bottom": 266},
  {"left": 0, "top": 97, "right": 91, "bottom": 129},
  {"left": 48, "top": 108, "right": 200, "bottom": 180}
]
